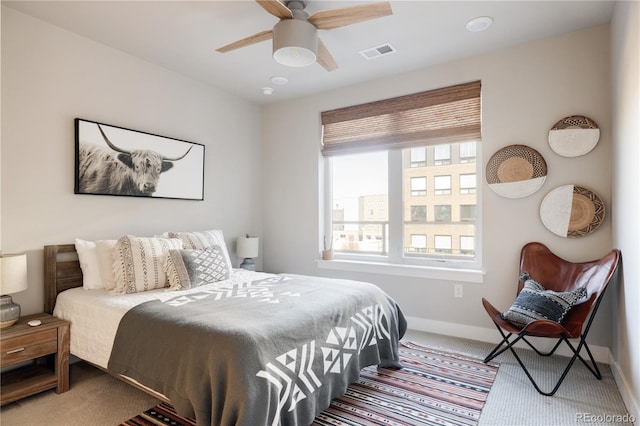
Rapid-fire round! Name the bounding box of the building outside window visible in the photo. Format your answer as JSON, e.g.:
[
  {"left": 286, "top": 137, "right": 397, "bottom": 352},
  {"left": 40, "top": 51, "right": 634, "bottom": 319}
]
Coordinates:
[{"left": 329, "top": 141, "right": 477, "bottom": 260}]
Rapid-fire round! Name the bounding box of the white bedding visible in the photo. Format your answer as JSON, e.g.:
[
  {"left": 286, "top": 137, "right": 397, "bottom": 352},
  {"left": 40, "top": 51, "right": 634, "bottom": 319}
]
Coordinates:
[{"left": 53, "top": 269, "right": 272, "bottom": 369}]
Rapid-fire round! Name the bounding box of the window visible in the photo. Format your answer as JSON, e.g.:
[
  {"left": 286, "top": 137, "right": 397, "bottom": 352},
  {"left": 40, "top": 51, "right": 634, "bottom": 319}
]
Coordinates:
[
  {"left": 410, "top": 148, "right": 426, "bottom": 167},
  {"left": 434, "top": 145, "right": 451, "bottom": 165},
  {"left": 434, "top": 175, "right": 452, "bottom": 195},
  {"left": 459, "top": 142, "right": 477, "bottom": 163},
  {"left": 460, "top": 204, "right": 476, "bottom": 221},
  {"left": 329, "top": 143, "right": 477, "bottom": 264},
  {"left": 410, "top": 205, "right": 427, "bottom": 222},
  {"left": 321, "top": 81, "right": 481, "bottom": 269},
  {"left": 434, "top": 235, "right": 452, "bottom": 254},
  {"left": 434, "top": 205, "right": 451, "bottom": 222},
  {"left": 331, "top": 152, "right": 388, "bottom": 255},
  {"left": 410, "top": 177, "right": 427, "bottom": 196},
  {"left": 409, "top": 234, "right": 427, "bottom": 253},
  {"left": 460, "top": 174, "right": 477, "bottom": 194},
  {"left": 460, "top": 236, "right": 475, "bottom": 255}
]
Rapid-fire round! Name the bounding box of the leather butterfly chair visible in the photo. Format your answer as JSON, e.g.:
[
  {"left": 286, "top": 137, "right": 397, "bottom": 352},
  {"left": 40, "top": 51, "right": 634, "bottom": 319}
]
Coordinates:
[{"left": 482, "top": 242, "right": 621, "bottom": 396}]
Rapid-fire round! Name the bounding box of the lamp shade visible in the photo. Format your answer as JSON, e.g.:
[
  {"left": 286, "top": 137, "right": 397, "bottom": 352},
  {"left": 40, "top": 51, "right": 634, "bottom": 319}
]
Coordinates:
[
  {"left": 237, "top": 236, "right": 259, "bottom": 259},
  {"left": 0, "top": 253, "right": 28, "bottom": 295},
  {"left": 272, "top": 19, "right": 317, "bottom": 67}
]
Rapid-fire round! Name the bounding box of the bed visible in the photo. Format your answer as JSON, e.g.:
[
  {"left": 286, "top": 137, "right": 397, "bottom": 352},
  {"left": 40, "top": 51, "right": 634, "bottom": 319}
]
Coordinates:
[{"left": 44, "top": 241, "right": 406, "bottom": 426}]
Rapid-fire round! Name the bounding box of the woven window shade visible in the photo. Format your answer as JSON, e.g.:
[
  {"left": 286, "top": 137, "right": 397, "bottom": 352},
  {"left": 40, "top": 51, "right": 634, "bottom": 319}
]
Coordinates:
[{"left": 321, "top": 80, "right": 481, "bottom": 157}]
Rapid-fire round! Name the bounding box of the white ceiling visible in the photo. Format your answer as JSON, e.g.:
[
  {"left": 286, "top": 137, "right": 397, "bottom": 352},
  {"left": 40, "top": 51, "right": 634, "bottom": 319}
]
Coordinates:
[{"left": 4, "top": 1, "right": 614, "bottom": 104}]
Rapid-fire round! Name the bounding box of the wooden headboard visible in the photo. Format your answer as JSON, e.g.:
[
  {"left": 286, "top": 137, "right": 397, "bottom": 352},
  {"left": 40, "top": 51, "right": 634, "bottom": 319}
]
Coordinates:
[{"left": 44, "top": 244, "right": 82, "bottom": 314}]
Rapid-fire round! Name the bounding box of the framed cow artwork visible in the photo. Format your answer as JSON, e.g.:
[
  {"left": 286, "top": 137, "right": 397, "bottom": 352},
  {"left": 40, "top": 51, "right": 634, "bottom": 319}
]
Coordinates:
[{"left": 74, "top": 118, "right": 205, "bottom": 200}]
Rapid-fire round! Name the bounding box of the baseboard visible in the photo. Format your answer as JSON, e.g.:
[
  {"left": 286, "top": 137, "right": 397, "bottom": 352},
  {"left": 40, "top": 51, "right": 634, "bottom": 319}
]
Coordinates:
[
  {"left": 405, "top": 315, "right": 612, "bottom": 364},
  {"left": 609, "top": 354, "right": 640, "bottom": 421}
]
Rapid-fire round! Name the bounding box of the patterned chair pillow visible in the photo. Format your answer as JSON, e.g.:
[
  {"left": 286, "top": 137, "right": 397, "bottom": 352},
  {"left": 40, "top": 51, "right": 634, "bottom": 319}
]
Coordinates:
[
  {"left": 166, "top": 230, "right": 233, "bottom": 272},
  {"left": 501, "top": 272, "right": 587, "bottom": 328},
  {"left": 113, "top": 235, "right": 183, "bottom": 294},
  {"left": 164, "top": 245, "right": 230, "bottom": 290}
]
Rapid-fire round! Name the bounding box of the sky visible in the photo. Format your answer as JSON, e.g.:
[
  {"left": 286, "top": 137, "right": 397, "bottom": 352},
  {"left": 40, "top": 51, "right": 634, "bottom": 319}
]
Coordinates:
[
  {"left": 331, "top": 151, "right": 387, "bottom": 199},
  {"left": 332, "top": 151, "right": 388, "bottom": 221}
]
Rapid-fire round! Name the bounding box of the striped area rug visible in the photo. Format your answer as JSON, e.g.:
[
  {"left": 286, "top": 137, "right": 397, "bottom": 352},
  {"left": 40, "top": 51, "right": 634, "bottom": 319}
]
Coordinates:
[
  {"left": 121, "top": 402, "right": 196, "bottom": 426},
  {"left": 121, "top": 341, "right": 499, "bottom": 426}
]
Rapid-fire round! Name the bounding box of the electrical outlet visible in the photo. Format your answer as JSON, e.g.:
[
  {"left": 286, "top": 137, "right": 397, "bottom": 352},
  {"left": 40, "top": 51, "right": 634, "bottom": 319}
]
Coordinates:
[{"left": 454, "top": 284, "right": 464, "bottom": 298}]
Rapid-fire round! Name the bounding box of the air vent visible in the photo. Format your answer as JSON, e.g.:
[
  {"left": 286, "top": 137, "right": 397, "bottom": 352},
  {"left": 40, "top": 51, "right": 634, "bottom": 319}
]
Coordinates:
[{"left": 359, "top": 43, "right": 396, "bottom": 60}]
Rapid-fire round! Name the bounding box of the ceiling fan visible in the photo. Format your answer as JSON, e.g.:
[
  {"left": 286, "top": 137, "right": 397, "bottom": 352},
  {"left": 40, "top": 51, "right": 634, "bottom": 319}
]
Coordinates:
[{"left": 216, "top": 0, "right": 393, "bottom": 71}]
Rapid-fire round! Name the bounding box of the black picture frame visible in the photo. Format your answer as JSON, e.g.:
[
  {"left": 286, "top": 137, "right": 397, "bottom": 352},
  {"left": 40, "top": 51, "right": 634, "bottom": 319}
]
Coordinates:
[{"left": 75, "top": 118, "right": 205, "bottom": 200}]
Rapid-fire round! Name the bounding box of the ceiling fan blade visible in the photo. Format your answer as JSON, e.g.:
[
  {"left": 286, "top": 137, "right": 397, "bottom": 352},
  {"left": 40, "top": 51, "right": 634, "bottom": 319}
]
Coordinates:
[
  {"left": 216, "top": 30, "right": 273, "bottom": 53},
  {"left": 255, "top": 0, "right": 293, "bottom": 20},
  {"left": 317, "top": 38, "right": 338, "bottom": 72},
  {"left": 308, "top": 2, "right": 392, "bottom": 30}
]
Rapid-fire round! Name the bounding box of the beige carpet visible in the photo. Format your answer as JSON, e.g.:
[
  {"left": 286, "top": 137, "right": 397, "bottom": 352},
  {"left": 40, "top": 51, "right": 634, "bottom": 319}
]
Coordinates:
[
  {"left": 1, "top": 362, "right": 161, "bottom": 426},
  {"left": 1, "top": 331, "right": 634, "bottom": 426}
]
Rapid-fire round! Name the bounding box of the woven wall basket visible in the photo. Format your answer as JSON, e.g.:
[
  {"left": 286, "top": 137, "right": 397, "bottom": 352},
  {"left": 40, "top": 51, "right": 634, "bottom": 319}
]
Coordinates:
[
  {"left": 540, "top": 185, "right": 605, "bottom": 238},
  {"left": 548, "top": 115, "right": 600, "bottom": 157},
  {"left": 486, "top": 144, "right": 547, "bottom": 198}
]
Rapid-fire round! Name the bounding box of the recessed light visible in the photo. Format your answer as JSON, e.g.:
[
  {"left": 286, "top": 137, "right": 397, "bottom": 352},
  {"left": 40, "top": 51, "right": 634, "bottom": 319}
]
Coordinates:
[
  {"left": 270, "top": 76, "right": 289, "bottom": 85},
  {"left": 466, "top": 16, "right": 493, "bottom": 32},
  {"left": 262, "top": 87, "right": 274, "bottom": 95}
]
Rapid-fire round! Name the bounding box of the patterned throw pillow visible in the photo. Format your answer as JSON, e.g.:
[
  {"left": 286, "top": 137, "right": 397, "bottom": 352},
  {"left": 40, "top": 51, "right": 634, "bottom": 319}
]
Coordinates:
[
  {"left": 167, "top": 230, "right": 233, "bottom": 272},
  {"left": 164, "top": 245, "right": 230, "bottom": 290},
  {"left": 113, "top": 235, "right": 184, "bottom": 294},
  {"left": 501, "top": 272, "right": 587, "bottom": 328}
]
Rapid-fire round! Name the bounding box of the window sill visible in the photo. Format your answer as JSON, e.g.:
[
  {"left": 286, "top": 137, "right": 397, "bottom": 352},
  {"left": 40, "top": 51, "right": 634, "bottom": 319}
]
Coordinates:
[{"left": 316, "top": 259, "right": 484, "bottom": 283}]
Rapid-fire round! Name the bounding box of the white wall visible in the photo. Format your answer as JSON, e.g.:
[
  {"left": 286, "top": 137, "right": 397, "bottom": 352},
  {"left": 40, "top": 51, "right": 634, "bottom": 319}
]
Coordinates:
[
  {"left": 611, "top": 1, "right": 640, "bottom": 419},
  {"left": 2, "top": 2, "right": 635, "bottom": 414},
  {"left": 1, "top": 7, "right": 264, "bottom": 315},
  {"left": 262, "top": 25, "right": 614, "bottom": 346}
]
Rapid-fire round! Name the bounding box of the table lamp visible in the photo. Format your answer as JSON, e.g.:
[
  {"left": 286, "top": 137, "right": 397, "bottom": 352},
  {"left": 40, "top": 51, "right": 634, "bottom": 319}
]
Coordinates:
[
  {"left": 0, "top": 253, "right": 28, "bottom": 328},
  {"left": 237, "top": 235, "right": 259, "bottom": 271}
]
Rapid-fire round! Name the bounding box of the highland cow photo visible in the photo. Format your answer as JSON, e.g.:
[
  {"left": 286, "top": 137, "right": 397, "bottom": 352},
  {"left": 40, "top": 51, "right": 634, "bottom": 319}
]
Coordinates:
[{"left": 75, "top": 118, "right": 204, "bottom": 200}]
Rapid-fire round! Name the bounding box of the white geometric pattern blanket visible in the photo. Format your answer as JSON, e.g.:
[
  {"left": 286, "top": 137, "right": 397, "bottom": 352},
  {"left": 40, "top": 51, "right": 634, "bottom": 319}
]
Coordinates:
[{"left": 108, "top": 274, "right": 406, "bottom": 426}]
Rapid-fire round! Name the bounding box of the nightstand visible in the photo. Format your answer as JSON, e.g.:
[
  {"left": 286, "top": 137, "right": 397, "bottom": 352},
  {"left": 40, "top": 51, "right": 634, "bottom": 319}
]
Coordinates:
[{"left": 0, "top": 313, "right": 70, "bottom": 405}]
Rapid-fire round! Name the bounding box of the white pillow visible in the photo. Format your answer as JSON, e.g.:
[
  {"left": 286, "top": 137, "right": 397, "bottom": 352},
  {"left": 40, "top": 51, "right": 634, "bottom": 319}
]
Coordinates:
[
  {"left": 166, "top": 230, "right": 233, "bottom": 273},
  {"left": 113, "top": 235, "right": 184, "bottom": 294},
  {"left": 95, "top": 239, "right": 118, "bottom": 290},
  {"left": 75, "top": 239, "right": 102, "bottom": 290}
]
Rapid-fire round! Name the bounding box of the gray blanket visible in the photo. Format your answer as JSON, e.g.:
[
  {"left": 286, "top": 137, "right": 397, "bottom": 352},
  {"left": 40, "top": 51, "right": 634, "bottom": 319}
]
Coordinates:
[{"left": 108, "top": 274, "right": 406, "bottom": 426}]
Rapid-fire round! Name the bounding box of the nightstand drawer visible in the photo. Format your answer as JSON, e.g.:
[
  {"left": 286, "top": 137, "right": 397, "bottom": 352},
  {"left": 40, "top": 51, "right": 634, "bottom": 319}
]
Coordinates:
[{"left": 1, "top": 329, "right": 57, "bottom": 366}]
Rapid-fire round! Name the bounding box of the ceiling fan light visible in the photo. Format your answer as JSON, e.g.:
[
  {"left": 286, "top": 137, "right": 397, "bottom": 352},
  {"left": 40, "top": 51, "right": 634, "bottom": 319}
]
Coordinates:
[{"left": 273, "top": 19, "right": 317, "bottom": 67}]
